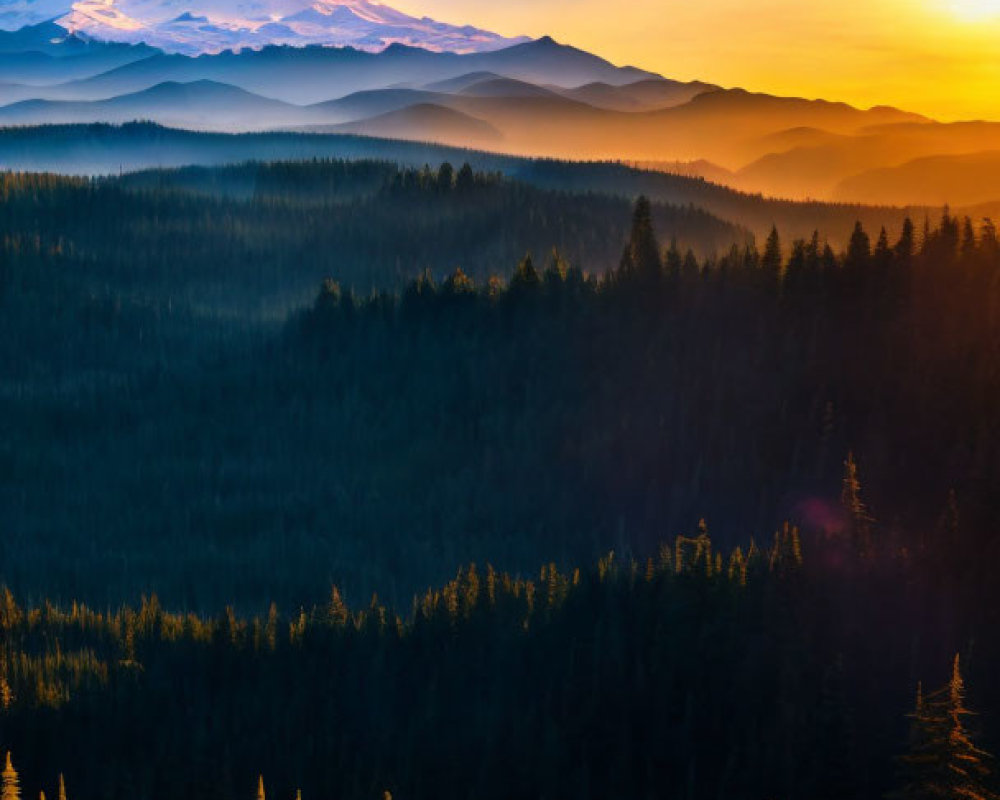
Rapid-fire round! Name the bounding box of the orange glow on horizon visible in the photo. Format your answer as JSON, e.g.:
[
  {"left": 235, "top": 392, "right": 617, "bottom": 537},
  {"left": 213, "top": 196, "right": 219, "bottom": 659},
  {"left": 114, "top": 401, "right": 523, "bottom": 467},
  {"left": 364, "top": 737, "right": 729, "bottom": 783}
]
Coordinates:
[{"left": 391, "top": 0, "right": 1000, "bottom": 121}]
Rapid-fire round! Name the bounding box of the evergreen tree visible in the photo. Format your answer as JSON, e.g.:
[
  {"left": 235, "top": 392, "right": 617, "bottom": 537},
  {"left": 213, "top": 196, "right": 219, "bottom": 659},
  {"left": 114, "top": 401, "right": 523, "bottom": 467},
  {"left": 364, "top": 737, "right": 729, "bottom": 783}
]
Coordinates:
[
  {"left": 682, "top": 249, "right": 700, "bottom": 282},
  {"left": 257, "top": 776, "right": 265, "bottom": 800},
  {"left": 328, "top": 586, "right": 350, "bottom": 627},
  {"left": 436, "top": 162, "right": 454, "bottom": 192},
  {"left": 961, "top": 218, "right": 977, "bottom": 259},
  {"left": 874, "top": 227, "right": 892, "bottom": 269},
  {"left": 625, "top": 195, "right": 661, "bottom": 283},
  {"left": 455, "top": 162, "right": 475, "bottom": 192},
  {"left": 895, "top": 218, "right": 915, "bottom": 265},
  {"left": 846, "top": 221, "right": 872, "bottom": 271},
  {"left": 664, "top": 237, "right": 683, "bottom": 282},
  {"left": 543, "top": 248, "right": 568, "bottom": 287},
  {"left": 442, "top": 267, "right": 475, "bottom": 297},
  {"left": 762, "top": 225, "right": 782, "bottom": 282},
  {"left": 1, "top": 753, "right": 19, "bottom": 800},
  {"left": 57, "top": 775, "right": 66, "bottom": 800},
  {"left": 893, "top": 656, "right": 997, "bottom": 800},
  {"left": 510, "top": 254, "right": 540, "bottom": 293},
  {"left": 841, "top": 452, "right": 874, "bottom": 557}
]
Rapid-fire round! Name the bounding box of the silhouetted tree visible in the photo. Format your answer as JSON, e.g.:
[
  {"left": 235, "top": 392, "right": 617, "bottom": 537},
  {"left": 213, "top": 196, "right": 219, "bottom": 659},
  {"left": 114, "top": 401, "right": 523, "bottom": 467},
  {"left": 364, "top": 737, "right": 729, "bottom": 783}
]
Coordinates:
[
  {"left": 846, "top": 222, "right": 872, "bottom": 272},
  {"left": 762, "top": 225, "right": 782, "bottom": 284},
  {"left": 621, "top": 195, "right": 661, "bottom": 283}
]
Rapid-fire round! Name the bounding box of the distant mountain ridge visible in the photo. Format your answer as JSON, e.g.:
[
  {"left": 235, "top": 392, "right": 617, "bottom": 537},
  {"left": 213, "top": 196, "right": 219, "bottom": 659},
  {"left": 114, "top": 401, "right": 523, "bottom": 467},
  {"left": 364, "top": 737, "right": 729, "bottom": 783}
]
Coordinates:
[
  {"left": 0, "top": 0, "right": 529, "bottom": 55},
  {"left": 1, "top": 15, "right": 995, "bottom": 209},
  {"left": 0, "top": 33, "right": 662, "bottom": 106}
]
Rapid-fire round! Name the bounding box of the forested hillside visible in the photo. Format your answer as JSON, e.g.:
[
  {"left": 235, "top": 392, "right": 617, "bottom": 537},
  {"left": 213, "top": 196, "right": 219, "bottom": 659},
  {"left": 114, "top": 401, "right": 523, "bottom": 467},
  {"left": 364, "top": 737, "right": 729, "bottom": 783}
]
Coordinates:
[
  {"left": 1, "top": 169, "right": 999, "bottom": 612},
  {"left": 0, "top": 160, "right": 738, "bottom": 316},
  {"left": 0, "top": 523, "right": 996, "bottom": 800},
  {"left": 0, "top": 122, "right": 956, "bottom": 244},
  {"left": 1, "top": 159, "right": 999, "bottom": 799}
]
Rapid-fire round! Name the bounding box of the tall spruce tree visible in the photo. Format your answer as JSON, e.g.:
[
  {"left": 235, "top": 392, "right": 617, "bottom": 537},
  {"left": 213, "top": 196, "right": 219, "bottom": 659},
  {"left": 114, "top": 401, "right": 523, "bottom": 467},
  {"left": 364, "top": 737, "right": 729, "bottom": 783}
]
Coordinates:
[
  {"left": 846, "top": 221, "right": 872, "bottom": 270},
  {"left": 841, "top": 451, "right": 874, "bottom": 557},
  {"left": 1, "top": 753, "right": 19, "bottom": 800},
  {"left": 893, "top": 655, "right": 998, "bottom": 800},
  {"left": 895, "top": 217, "right": 916, "bottom": 265},
  {"left": 762, "top": 225, "right": 782, "bottom": 283},
  {"left": 625, "top": 195, "right": 661, "bottom": 283}
]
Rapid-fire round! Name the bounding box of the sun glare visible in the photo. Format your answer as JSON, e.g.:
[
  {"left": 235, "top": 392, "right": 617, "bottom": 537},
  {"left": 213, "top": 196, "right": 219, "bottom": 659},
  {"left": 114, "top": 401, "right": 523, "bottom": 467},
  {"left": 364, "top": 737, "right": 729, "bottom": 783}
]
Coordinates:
[{"left": 946, "top": 0, "right": 1000, "bottom": 19}]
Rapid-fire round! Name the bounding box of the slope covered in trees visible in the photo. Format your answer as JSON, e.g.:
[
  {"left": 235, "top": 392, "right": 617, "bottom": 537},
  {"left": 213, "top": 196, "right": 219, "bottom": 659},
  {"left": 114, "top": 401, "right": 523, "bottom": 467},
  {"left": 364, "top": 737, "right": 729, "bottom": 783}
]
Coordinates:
[
  {"left": 1, "top": 161, "right": 999, "bottom": 798},
  {"left": 0, "top": 525, "right": 996, "bottom": 800},
  {"left": 0, "top": 159, "right": 739, "bottom": 316},
  {"left": 0, "top": 122, "right": 962, "bottom": 244},
  {"left": 0, "top": 172, "right": 999, "bottom": 615}
]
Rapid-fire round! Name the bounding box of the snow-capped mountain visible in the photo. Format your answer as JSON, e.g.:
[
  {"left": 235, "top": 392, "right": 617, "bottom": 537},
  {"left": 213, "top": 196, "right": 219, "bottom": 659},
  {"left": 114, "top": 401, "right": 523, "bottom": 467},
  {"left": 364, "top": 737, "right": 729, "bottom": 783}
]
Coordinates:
[{"left": 0, "top": 0, "right": 528, "bottom": 55}]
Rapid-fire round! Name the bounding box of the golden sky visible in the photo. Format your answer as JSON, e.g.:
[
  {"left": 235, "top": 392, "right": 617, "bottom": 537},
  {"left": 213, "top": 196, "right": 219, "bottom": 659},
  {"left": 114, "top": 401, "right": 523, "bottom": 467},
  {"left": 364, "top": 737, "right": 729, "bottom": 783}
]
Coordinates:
[{"left": 394, "top": 0, "right": 1000, "bottom": 121}]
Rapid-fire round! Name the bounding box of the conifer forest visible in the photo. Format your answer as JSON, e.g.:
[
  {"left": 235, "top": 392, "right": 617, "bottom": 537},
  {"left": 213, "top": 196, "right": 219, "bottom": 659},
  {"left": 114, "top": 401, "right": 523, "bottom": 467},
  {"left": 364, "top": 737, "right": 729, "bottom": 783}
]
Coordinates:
[{"left": 1, "top": 156, "right": 999, "bottom": 800}]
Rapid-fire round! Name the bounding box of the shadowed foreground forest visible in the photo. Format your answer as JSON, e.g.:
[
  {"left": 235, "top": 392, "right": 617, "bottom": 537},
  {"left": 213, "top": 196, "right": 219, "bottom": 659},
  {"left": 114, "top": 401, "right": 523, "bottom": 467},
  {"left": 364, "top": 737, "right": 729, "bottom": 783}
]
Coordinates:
[
  {"left": 0, "top": 160, "right": 999, "bottom": 799},
  {"left": 0, "top": 528, "right": 996, "bottom": 800}
]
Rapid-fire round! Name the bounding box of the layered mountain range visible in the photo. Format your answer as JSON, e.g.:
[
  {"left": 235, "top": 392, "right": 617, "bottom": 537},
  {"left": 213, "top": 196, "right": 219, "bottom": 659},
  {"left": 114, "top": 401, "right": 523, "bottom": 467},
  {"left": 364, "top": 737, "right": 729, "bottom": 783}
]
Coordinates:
[{"left": 0, "top": 7, "right": 998, "bottom": 208}]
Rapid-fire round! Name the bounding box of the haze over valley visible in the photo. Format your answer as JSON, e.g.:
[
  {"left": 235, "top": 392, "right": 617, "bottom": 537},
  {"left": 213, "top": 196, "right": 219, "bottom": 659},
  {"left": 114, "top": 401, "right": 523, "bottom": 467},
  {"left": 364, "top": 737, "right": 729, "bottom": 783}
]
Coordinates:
[{"left": 0, "top": 8, "right": 997, "bottom": 210}]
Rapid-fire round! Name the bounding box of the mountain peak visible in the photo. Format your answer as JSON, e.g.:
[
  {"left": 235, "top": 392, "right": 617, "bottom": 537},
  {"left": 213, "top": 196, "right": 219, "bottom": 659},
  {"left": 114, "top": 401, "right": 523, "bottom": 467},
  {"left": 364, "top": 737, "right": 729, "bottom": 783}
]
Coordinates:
[{"left": 0, "top": 0, "right": 530, "bottom": 56}]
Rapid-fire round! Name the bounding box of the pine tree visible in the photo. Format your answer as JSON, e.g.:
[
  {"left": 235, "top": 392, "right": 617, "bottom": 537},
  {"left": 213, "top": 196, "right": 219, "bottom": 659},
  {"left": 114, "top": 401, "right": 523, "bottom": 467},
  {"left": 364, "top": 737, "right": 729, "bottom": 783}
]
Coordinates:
[
  {"left": 57, "top": 775, "right": 66, "bottom": 800},
  {"left": 874, "top": 226, "right": 893, "bottom": 270},
  {"left": 961, "top": 217, "right": 977, "bottom": 259},
  {"left": 455, "top": 162, "right": 475, "bottom": 192},
  {"left": 510, "top": 254, "right": 540, "bottom": 293},
  {"left": 841, "top": 451, "right": 874, "bottom": 557},
  {"left": 625, "top": 195, "right": 661, "bottom": 283},
  {"left": 436, "top": 162, "right": 454, "bottom": 191},
  {"left": 543, "top": 248, "right": 568, "bottom": 287},
  {"left": 664, "top": 237, "right": 683, "bottom": 281},
  {"left": 682, "top": 249, "right": 699, "bottom": 281},
  {"left": 762, "top": 225, "right": 782, "bottom": 283},
  {"left": 442, "top": 267, "right": 475, "bottom": 297},
  {"left": 1, "top": 753, "right": 20, "bottom": 800},
  {"left": 895, "top": 217, "right": 916, "bottom": 265},
  {"left": 893, "top": 655, "right": 998, "bottom": 800},
  {"left": 257, "top": 775, "right": 265, "bottom": 800},
  {"left": 769, "top": 522, "right": 803, "bottom": 574},
  {"left": 846, "top": 221, "right": 872, "bottom": 271},
  {"left": 328, "top": 585, "right": 349, "bottom": 627}
]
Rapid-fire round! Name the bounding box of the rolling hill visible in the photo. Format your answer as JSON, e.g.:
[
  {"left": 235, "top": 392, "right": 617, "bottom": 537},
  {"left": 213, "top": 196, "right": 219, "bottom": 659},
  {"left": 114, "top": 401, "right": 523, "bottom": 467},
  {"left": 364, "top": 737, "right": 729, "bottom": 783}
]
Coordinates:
[
  {"left": 0, "top": 121, "right": 975, "bottom": 246},
  {"left": 832, "top": 150, "right": 1000, "bottom": 208},
  {"left": 0, "top": 79, "right": 311, "bottom": 129},
  {"left": 332, "top": 102, "right": 502, "bottom": 145}
]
